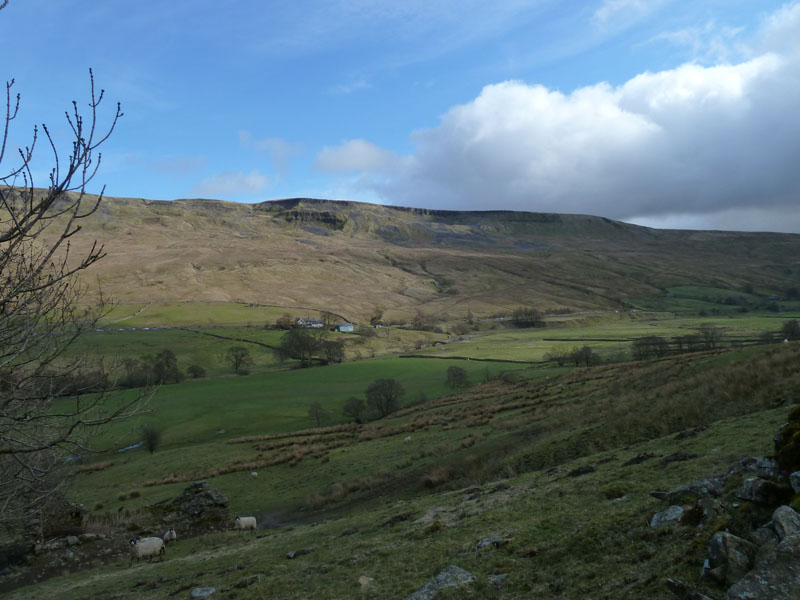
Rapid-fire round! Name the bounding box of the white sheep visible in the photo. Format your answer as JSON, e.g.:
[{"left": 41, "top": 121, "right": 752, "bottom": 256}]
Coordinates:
[
  {"left": 250, "top": 471, "right": 258, "bottom": 478},
  {"left": 163, "top": 528, "right": 177, "bottom": 545},
  {"left": 403, "top": 436, "right": 411, "bottom": 443},
  {"left": 234, "top": 516, "right": 257, "bottom": 531},
  {"left": 129, "top": 536, "right": 165, "bottom": 567}
]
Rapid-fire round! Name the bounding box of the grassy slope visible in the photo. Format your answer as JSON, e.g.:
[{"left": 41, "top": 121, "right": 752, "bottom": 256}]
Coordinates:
[
  {"left": 65, "top": 358, "right": 529, "bottom": 516},
  {"left": 8, "top": 343, "right": 800, "bottom": 599},
  {"left": 41, "top": 194, "right": 800, "bottom": 324}
]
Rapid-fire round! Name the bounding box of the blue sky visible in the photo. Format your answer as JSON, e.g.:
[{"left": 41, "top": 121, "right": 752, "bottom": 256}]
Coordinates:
[{"left": 1, "top": 0, "right": 799, "bottom": 232}]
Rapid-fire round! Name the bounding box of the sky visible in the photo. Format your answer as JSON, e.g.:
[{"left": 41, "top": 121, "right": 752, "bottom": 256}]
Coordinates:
[{"left": 1, "top": 0, "right": 799, "bottom": 232}]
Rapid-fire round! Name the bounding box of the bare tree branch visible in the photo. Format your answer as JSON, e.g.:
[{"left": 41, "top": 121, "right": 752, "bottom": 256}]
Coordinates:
[{"left": 0, "top": 71, "right": 146, "bottom": 534}]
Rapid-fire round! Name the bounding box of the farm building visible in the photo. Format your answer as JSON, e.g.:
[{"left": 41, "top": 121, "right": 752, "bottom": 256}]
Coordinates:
[
  {"left": 295, "top": 317, "right": 324, "bottom": 329},
  {"left": 335, "top": 323, "right": 354, "bottom": 333}
]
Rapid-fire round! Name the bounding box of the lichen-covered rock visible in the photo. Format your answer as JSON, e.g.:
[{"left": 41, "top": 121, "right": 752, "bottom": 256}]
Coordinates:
[
  {"left": 650, "top": 506, "right": 684, "bottom": 528},
  {"left": 707, "top": 531, "right": 757, "bottom": 586},
  {"left": 747, "top": 525, "right": 779, "bottom": 547},
  {"left": 404, "top": 565, "right": 476, "bottom": 600},
  {"left": 681, "top": 498, "right": 725, "bottom": 529},
  {"left": 771, "top": 505, "right": 800, "bottom": 541},
  {"left": 789, "top": 471, "right": 800, "bottom": 494},
  {"left": 162, "top": 481, "right": 229, "bottom": 530},
  {"left": 735, "top": 457, "right": 779, "bottom": 479},
  {"left": 726, "top": 536, "right": 800, "bottom": 599},
  {"left": 736, "top": 477, "right": 793, "bottom": 506},
  {"left": 653, "top": 476, "right": 728, "bottom": 506}
]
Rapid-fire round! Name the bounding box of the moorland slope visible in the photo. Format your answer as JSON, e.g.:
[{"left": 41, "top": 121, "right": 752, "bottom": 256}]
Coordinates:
[{"left": 47, "top": 194, "right": 800, "bottom": 323}]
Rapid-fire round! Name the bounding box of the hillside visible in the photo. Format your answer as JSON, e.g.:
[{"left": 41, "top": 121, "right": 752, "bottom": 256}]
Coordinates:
[
  {"left": 3, "top": 343, "right": 799, "bottom": 599},
  {"left": 47, "top": 194, "right": 800, "bottom": 324}
]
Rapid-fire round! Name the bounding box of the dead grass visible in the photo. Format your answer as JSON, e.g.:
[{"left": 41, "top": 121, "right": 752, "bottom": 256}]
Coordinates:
[{"left": 75, "top": 461, "right": 115, "bottom": 474}]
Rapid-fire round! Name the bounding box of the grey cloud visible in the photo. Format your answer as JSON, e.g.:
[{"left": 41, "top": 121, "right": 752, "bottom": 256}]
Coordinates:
[{"left": 325, "top": 4, "right": 800, "bottom": 232}]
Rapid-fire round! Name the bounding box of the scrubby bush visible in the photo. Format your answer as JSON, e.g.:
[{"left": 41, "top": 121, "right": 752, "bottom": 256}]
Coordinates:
[
  {"left": 782, "top": 319, "right": 800, "bottom": 341},
  {"left": 142, "top": 424, "right": 162, "bottom": 454},
  {"left": 445, "top": 366, "right": 470, "bottom": 390},
  {"left": 187, "top": 364, "right": 206, "bottom": 378},
  {"left": 601, "top": 481, "right": 630, "bottom": 499},
  {"left": 775, "top": 406, "right": 800, "bottom": 473}
]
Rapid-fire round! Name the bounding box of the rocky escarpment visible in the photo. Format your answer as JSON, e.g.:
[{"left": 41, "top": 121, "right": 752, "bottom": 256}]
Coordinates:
[{"left": 658, "top": 407, "right": 800, "bottom": 600}]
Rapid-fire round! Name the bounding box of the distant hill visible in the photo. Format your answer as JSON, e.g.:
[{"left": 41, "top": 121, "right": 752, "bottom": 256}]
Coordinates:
[{"left": 52, "top": 193, "right": 800, "bottom": 323}]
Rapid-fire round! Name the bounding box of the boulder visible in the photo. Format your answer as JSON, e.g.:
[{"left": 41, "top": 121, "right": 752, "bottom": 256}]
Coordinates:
[
  {"left": 652, "top": 476, "right": 727, "bottom": 505},
  {"left": 735, "top": 457, "right": 779, "bottom": 479},
  {"left": 651, "top": 506, "right": 684, "bottom": 528},
  {"left": 771, "top": 505, "right": 800, "bottom": 541},
  {"left": 789, "top": 471, "right": 800, "bottom": 494},
  {"left": 665, "top": 578, "right": 716, "bottom": 600},
  {"left": 661, "top": 451, "right": 699, "bottom": 465},
  {"left": 726, "top": 536, "right": 800, "bottom": 599},
  {"left": 190, "top": 588, "right": 215, "bottom": 599},
  {"left": 358, "top": 575, "right": 375, "bottom": 587},
  {"left": 748, "top": 525, "right": 779, "bottom": 547},
  {"left": 736, "top": 477, "right": 793, "bottom": 506},
  {"left": 162, "top": 482, "right": 229, "bottom": 529},
  {"left": 680, "top": 498, "right": 724, "bottom": 529},
  {"left": 707, "top": 531, "right": 756, "bottom": 586},
  {"left": 474, "top": 535, "right": 512, "bottom": 551},
  {"left": 404, "top": 565, "right": 476, "bottom": 600}
]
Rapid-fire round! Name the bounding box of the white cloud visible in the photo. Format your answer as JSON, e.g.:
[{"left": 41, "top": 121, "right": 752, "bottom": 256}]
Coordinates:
[
  {"left": 594, "top": 0, "right": 668, "bottom": 24},
  {"left": 193, "top": 170, "right": 269, "bottom": 197},
  {"left": 324, "top": 3, "right": 800, "bottom": 231},
  {"left": 649, "top": 21, "right": 745, "bottom": 64},
  {"left": 329, "top": 79, "right": 372, "bottom": 95},
  {"left": 629, "top": 205, "right": 800, "bottom": 234},
  {"left": 315, "top": 139, "right": 405, "bottom": 174},
  {"left": 239, "top": 131, "right": 303, "bottom": 175}
]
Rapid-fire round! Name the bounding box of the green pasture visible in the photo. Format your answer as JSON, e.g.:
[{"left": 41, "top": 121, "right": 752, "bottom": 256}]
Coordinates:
[
  {"left": 66, "top": 357, "right": 528, "bottom": 513},
  {"left": 411, "top": 311, "right": 800, "bottom": 361},
  {"left": 97, "top": 301, "right": 328, "bottom": 328},
  {"left": 627, "top": 285, "right": 800, "bottom": 313},
  {"left": 70, "top": 327, "right": 290, "bottom": 376}
]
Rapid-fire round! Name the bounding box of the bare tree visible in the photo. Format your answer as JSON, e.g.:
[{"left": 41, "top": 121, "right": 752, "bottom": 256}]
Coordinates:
[
  {"left": 342, "top": 396, "right": 367, "bottom": 423},
  {"left": 308, "top": 402, "right": 329, "bottom": 428},
  {"left": 365, "top": 378, "right": 404, "bottom": 418},
  {"left": 445, "top": 365, "right": 469, "bottom": 390},
  {"left": 0, "top": 72, "right": 144, "bottom": 533},
  {"left": 226, "top": 345, "right": 253, "bottom": 374}
]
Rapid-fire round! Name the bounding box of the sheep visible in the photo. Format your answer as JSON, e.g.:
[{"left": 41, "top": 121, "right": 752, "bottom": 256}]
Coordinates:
[
  {"left": 403, "top": 436, "right": 411, "bottom": 443},
  {"left": 234, "top": 516, "right": 257, "bottom": 531},
  {"left": 129, "top": 536, "right": 165, "bottom": 567},
  {"left": 250, "top": 471, "right": 258, "bottom": 478},
  {"left": 163, "top": 528, "right": 177, "bottom": 545}
]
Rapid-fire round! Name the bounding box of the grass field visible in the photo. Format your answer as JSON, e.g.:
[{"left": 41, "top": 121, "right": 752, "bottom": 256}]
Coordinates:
[
  {"left": 98, "top": 301, "right": 329, "bottom": 328},
  {"left": 7, "top": 341, "right": 799, "bottom": 599},
  {"left": 410, "top": 310, "right": 800, "bottom": 361},
  {"left": 626, "top": 285, "right": 800, "bottom": 313},
  {"left": 64, "top": 357, "right": 532, "bottom": 515}
]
